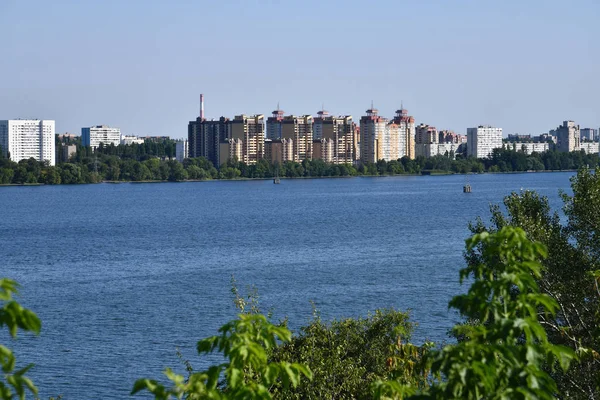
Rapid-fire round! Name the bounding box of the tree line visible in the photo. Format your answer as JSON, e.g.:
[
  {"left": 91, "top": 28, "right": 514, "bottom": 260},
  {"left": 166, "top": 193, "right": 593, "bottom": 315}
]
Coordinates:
[{"left": 0, "top": 143, "right": 599, "bottom": 185}]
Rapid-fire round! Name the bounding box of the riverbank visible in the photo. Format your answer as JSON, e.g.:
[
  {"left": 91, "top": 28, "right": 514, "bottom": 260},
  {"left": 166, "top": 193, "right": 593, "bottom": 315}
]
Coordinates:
[{"left": 0, "top": 168, "right": 585, "bottom": 187}]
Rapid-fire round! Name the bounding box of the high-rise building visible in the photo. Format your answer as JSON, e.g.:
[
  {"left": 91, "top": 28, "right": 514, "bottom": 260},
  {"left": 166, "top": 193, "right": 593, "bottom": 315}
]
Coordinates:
[
  {"left": 467, "top": 126, "right": 503, "bottom": 158},
  {"left": 353, "top": 126, "right": 361, "bottom": 161},
  {"left": 188, "top": 117, "right": 229, "bottom": 166},
  {"left": 438, "top": 130, "right": 467, "bottom": 144},
  {"left": 359, "top": 106, "right": 388, "bottom": 163},
  {"left": 313, "top": 110, "right": 355, "bottom": 164},
  {"left": 0, "top": 120, "right": 56, "bottom": 166},
  {"left": 415, "top": 124, "right": 438, "bottom": 158},
  {"left": 175, "top": 139, "right": 189, "bottom": 162},
  {"left": 226, "top": 114, "right": 265, "bottom": 164},
  {"left": 220, "top": 138, "right": 243, "bottom": 163},
  {"left": 270, "top": 115, "right": 313, "bottom": 162},
  {"left": 188, "top": 95, "right": 230, "bottom": 166},
  {"left": 81, "top": 125, "right": 121, "bottom": 149},
  {"left": 580, "top": 128, "right": 597, "bottom": 142},
  {"left": 384, "top": 122, "right": 402, "bottom": 161},
  {"left": 312, "top": 138, "right": 335, "bottom": 163},
  {"left": 415, "top": 124, "right": 438, "bottom": 145},
  {"left": 391, "top": 108, "right": 416, "bottom": 159},
  {"left": 265, "top": 139, "right": 294, "bottom": 165},
  {"left": 555, "top": 121, "right": 580, "bottom": 153},
  {"left": 266, "top": 106, "right": 285, "bottom": 140}
]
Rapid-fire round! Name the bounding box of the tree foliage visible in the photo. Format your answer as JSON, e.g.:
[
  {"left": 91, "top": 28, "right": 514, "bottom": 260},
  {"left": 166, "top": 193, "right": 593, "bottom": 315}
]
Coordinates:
[
  {"left": 1, "top": 142, "right": 598, "bottom": 185},
  {"left": 467, "top": 168, "right": 600, "bottom": 398},
  {"left": 0, "top": 279, "right": 41, "bottom": 400},
  {"left": 131, "top": 314, "right": 312, "bottom": 399},
  {"left": 375, "top": 227, "right": 575, "bottom": 399},
  {"left": 271, "top": 309, "right": 432, "bottom": 399}
]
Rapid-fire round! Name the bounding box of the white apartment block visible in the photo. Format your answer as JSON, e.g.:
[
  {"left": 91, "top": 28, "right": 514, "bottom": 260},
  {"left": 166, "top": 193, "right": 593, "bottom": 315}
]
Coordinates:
[
  {"left": 467, "top": 126, "right": 503, "bottom": 158},
  {"left": 0, "top": 120, "right": 55, "bottom": 166},
  {"left": 121, "top": 135, "right": 145, "bottom": 145},
  {"left": 415, "top": 143, "right": 463, "bottom": 159},
  {"left": 82, "top": 125, "right": 121, "bottom": 149},
  {"left": 175, "top": 139, "right": 189, "bottom": 162},
  {"left": 381, "top": 123, "right": 400, "bottom": 161},
  {"left": 507, "top": 142, "right": 550, "bottom": 155},
  {"left": 579, "top": 142, "right": 600, "bottom": 154}
]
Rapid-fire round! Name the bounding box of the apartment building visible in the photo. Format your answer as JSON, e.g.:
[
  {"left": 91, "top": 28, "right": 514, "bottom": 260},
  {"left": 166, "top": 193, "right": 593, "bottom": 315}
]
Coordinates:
[
  {"left": 188, "top": 117, "right": 229, "bottom": 166},
  {"left": 555, "top": 121, "right": 580, "bottom": 153},
  {"left": 359, "top": 107, "right": 388, "bottom": 163},
  {"left": 391, "top": 108, "right": 415, "bottom": 159},
  {"left": 467, "top": 126, "right": 503, "bottom": 158},
  {"left": 175, "top": 139, "right": 189, "bottom": 162},
  {"left": 227, "top": 114, "right": 265, "bottom": 164},
  {"left": 313, "top": 111, "right": 355, "bottom": 164},
  {"left": 0, "top": 119, "right": 56, "bottom": 165},
  {"left": 82, "top": 125, "right": 121, "bottom": 149}
]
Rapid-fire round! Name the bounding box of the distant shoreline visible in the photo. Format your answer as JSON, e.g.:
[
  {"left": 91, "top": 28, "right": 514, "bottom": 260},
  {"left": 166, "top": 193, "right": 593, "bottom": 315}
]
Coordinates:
[{"left": 0, "top": 169, "right": 582, "bottom": 187}]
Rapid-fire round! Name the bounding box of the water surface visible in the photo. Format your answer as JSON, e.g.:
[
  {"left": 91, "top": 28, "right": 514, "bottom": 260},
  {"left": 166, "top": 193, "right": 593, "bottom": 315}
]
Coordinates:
[{"left": 0, "top": 172, "right": 573, "bottom": 398}]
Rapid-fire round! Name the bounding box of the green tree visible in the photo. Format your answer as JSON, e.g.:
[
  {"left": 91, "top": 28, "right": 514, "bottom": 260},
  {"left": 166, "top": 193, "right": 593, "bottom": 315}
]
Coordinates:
[
  {"left": 43, "top": 167, "right": 62, "bottom": 184},
  {"left": 60, "top": 164, "right": 82, "bottom": 184},
  {"left": 374, "top": 227, "right": 575, "bottom": 399},
  {"left": 467, "top": 169, "right": 600, "bottom": 398},
  {"left": 186, "top": 165, "right": 206, "bottom": 180},
  {"left": 271, "top": 309, "right": 431, "bottom": 399},
  {"left": 0, "top": 169, "right": 14, "bottom": 184},
  {"left": 0, "top": 278, "right": 41, "bottom": 400},
  {"left": 132, "top": 314, "right": 312, "bottom": 399},
  {"left": 168, "top": 161, "right": 188, "bottom": 182}
]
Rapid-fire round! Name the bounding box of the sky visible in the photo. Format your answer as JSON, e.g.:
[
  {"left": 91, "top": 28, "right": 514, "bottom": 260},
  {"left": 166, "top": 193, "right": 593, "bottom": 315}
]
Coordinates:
[{"left": 1, "top": 0, "right": 598, "bottom": 139}]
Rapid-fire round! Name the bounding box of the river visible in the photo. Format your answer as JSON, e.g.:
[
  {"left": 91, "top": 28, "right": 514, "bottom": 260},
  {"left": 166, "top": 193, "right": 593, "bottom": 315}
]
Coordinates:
[{"left": 0, "top": 172, "right": 573, "bottom": 398}]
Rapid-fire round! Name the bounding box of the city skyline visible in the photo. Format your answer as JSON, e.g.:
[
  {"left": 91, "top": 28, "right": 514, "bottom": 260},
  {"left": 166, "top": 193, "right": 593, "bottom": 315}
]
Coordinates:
[{"left": 1, "top": 0, "right": 599, "bottom": 138}]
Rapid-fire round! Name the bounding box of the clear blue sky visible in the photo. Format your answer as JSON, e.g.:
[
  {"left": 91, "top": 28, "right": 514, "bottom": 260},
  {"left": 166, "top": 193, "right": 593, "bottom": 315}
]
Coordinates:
[{"left": 1, "top": 0, "right": 598, "bottom": 139}]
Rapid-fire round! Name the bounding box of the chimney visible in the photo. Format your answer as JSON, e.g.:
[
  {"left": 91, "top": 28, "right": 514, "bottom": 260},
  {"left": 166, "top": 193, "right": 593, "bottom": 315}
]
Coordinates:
[{"left": 200, "top": 94, "right": 205, "bottom": 119}]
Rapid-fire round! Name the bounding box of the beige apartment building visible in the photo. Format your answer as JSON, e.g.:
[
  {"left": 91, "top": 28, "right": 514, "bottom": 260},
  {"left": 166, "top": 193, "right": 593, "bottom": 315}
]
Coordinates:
[
  {"left": 264, "top": 138, "right": 294, "bottom": 164},
  {"left": 391, "top": 108, "right": 416, "bottom": 159},
  {"left": 281, "top": 115, "right": 313, "bottom": 162},
  {"left": 219, "top": 114, "right": 265, "bottom": 164},
  {"left": 312, "top": 138, "right": 335, "bottom": 163},
  {"left": 266, "top": 109, "right": 313, "bottom": 162},
  {"left": 359, "top": 107, "right": 388, "bottom": 163},
  {"left": 313, "top": 110, "right": 355, "bottom": 164}
]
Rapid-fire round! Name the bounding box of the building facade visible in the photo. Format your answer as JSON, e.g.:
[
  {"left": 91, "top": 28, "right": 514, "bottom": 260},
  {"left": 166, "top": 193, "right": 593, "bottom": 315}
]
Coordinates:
[
  {"left": 227, "top": 114, "right": 265, "bottom": 164},
  {"left": 415, "top": 124, "right": 438, "bottom": 145},
  {"left": 121, "top": 135, "right": 145, "bottom": 145},
  {"left": 266, "top": 107, "right": 285, "bottom": 140},
  {"left": 467, "top": 126, "right": 503, "bottom": 158},
  {"left": 82, "top": 125, "right": 121, "bottom": 149},
  {"left": 580, "top": 128, "right": 597, "bottom": 142},
  {"left": 555, "top": 121, "right": 580, "bottom": 153},
  {"left": 359, "top": 107, "right": 388, "bottom": 163},
  {"left": 506, "top": 142, "right": 551, "bottom": 155},
  {"left": 391, "top": 108, "right": 415, "bottom": 159},
  {"left": 579, "top": 142, "right": 600, "bottom": 154},
  {"left": 439, "top": 130, "right": 467, "bottom": 144},
  {"left": 415, "top": 142, "right": 464, "bottom": 159},
  {"left": 313, "top": 111, "right": 355, "bottom": 164},
  {"left": 175, "top": 139, "right": 189, "bottom": 162},
  {"left": 62, "top": 144, "right": 77, "bottom": 162},
  {"left": 0, "top": 120, "right": 56, "bottom": 165},
  {"left": 280, "top": 115, "right": 313, "bottom": 162},
  {"left": 188, "top": 117, "right": 229, "bottom": 166}
]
